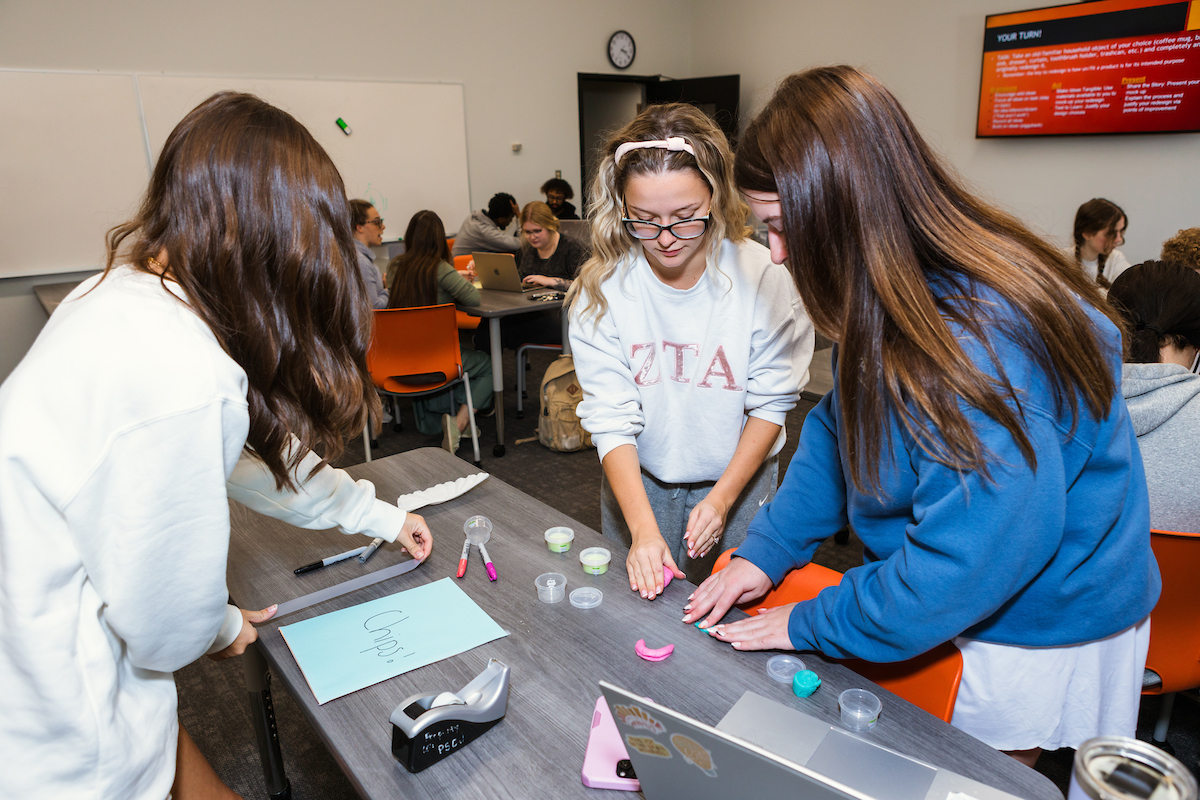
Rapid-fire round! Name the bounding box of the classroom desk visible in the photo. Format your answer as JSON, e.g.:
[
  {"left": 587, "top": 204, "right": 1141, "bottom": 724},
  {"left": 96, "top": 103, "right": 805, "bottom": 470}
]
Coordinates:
[
  {"left": 227, "top": 448, "right": 1060, "bottom": 800},
  {"left": 457, "top": 289, "right": 570, "bottom": 457},
  {"left": 33, "top": 280, "right": 83, "bottom": 315}
]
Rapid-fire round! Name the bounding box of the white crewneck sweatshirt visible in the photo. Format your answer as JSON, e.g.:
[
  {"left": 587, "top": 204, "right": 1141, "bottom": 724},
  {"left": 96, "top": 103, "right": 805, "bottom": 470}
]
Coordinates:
[
  {"left": 569, "top": 238, "right": 814, "bottom": 484},
  {"left": 0, "top": 266, "right": 406, "bottom": 799}
]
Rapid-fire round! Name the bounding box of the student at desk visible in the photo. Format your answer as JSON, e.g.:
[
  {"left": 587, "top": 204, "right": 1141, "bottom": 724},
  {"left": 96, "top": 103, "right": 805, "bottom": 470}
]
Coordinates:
[
  {"left": 688, "top": 66, "right": 1160, "bottom": 766},
  {"left": 568, "top": 103, "right": 814, "bottom": 595},
  {"left": 387, "top": 209, "right": 494, "bottom": 453},
  {"left": 451, "top": 192, "right": 522, "bottom": 257},
  {"left": 350, "top": 198, "right": 390, "bottom": 308},
  {"left": 0, "top": 93, "right": 432, "bottom": 800},
  {"left": 517, "top": 200, "right": 589, "bottom": 291}
]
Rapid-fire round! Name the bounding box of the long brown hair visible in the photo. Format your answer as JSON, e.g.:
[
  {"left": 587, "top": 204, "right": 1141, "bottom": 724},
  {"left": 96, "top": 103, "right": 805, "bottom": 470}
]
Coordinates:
[
  {"left": 105, "top": 91, "right": 377, "bottom": 490},
  {"left": 387, "top": 210, "right": 450, "bottom": 308},
  {"left": 1073, "top": 198, "right": 1126, "bottom": 288},
  {"left": 567, "top": 102, "right": 749, "bottom": 325},
  {"left": 736, "top": 66, "right": 1119, "bottom": 495}
]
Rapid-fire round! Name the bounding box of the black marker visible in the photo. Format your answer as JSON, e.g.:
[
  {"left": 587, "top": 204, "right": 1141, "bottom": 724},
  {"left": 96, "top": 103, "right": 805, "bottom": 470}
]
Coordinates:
[{"left": 294, "top": 545, "right": 368, "bottom": 575}]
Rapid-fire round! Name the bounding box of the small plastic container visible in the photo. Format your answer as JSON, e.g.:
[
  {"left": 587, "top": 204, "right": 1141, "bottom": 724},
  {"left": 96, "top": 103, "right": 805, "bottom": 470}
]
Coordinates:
[
  {"left": 535, "top": 572, "right": 567, "bottom": 603},
  {"left": 838, "top": 688, "right": 881, "bottom": 731},
  {"left": 545, "top": 527, "right": 575, "bottom": 553},
  {"left": 579, "top": 547, "right": 611, "bottom": 575},
  {"left": 766, "top": 655, "right": 806, "bottom": 684},
  {"left": 570, "top": 587, "right": 603, "bottom": 609},
  {"left": 463, "top": 515, "right": 492, "bottom": 544}
]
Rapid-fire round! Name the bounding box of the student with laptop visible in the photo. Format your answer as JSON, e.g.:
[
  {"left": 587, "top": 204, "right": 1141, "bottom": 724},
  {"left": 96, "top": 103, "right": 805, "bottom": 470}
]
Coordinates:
[
  {"left": 451, "top": 192, "right": 522, "bottom": 257},
  {"left": 687, "top": 65, "right": 1160, "bottom": 767},
  {"left": 567, "top": 103, "right": 814, "bottom": 594},
  {"left": 517, "top": 200, "right": 589, "bottom": 291}
]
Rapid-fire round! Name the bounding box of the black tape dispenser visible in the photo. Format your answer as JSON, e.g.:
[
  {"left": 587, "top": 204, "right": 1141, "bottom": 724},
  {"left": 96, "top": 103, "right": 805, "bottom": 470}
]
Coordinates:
[{"left": 390, "top": 658, "right": 511, "bottom": 773}]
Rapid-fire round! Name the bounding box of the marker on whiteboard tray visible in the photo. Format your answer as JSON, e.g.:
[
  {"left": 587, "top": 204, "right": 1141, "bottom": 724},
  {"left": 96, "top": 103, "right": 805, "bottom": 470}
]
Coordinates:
[
  {"left": 336, "top": 117, "right": 352, "bottom": 136},
  {"left": 358, "top": 537, "right": 384, "bottom": 563}
]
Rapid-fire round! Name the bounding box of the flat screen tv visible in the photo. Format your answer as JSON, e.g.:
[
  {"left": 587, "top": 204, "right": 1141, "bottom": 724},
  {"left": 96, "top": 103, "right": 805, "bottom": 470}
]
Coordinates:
[{"left": 978, "top": 0, "right": 1200, "bottom": 137}]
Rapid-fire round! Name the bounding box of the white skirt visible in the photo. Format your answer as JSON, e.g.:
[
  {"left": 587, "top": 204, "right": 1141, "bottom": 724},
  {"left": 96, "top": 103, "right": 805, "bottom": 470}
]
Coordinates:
[{"left": 950, "top": 617, "right": 1150, "bottom": 751}]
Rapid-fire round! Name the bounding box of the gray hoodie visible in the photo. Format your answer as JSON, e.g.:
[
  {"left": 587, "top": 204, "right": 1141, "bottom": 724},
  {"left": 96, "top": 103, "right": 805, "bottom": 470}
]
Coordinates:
[
  {"left": 451, "top": 210, "right": 521, "bottom": 257},
  {"left": 1122, "top": 362, "right": 1200, "bottom": 533}
]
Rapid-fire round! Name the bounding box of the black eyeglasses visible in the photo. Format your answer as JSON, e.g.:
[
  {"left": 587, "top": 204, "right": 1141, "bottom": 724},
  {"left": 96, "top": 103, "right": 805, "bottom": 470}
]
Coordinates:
[
  {"left": 621, "top": 215, "right": 710, "bottom": 241},
  {"left": 366, "top": 217, "right": 384, "bottom": 227}
]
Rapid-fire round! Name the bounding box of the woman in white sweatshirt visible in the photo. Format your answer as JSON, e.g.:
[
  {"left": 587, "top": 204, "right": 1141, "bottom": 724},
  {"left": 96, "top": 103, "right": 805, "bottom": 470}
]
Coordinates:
[
  {"left": 0, "top": 93, "right": 431, "bottom": 799},
  {"left": 567, "top": 103, "right": 814, "bottom": 598}
]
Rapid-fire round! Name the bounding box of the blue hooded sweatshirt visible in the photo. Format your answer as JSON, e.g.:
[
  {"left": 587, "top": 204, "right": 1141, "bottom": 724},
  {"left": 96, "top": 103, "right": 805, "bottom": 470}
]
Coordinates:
[{"left": 736, "top": 283, "right": 1161, "bottom": 662}]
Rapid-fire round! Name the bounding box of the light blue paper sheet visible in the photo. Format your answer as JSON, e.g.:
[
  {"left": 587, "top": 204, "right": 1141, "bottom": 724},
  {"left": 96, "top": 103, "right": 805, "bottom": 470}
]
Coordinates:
[{"left": 279, "top": 577, "right": 508, "bottom": 704}]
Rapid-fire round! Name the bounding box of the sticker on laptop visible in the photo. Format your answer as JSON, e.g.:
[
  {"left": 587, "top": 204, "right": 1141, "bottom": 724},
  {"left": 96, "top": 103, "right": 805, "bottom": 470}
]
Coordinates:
[
  {"left": 612, "top": 704, "right": 666, "bottom": 735},
  {"left": 625, "top": 734, "right": 672, "bottom": 759},
  {"left": 671, "top": 733, "right": 717, "bottom": 778}
]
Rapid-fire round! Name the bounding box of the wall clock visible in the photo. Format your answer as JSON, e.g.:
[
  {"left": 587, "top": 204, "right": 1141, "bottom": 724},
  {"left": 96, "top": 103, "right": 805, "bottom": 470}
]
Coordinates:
[{"left": 608, "top": 30, "right": 636, "bottom": 70}]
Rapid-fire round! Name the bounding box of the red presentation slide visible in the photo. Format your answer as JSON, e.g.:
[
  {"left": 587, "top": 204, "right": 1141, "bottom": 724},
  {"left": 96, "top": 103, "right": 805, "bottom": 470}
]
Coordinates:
[{"left": 978, "top": 0, "right": 1200, "bottom": 136}]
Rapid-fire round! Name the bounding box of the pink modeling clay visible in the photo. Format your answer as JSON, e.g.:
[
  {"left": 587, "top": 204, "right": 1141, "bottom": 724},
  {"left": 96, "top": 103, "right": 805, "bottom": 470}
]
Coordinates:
[
  {"left": 634, "top": 639, "right": 675, "bottom": 662},
  {"left": 662, "top": 566, "right": 673, "bottom": 588}
]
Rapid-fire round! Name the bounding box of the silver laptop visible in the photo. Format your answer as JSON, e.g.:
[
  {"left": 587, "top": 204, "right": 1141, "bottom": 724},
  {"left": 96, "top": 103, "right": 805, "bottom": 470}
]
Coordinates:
[
  {"left": 600, "top": 682, "right": 1025, "bottom": 800},
  {"left": 473, "top": 252, "right": 537, "bottom": 292}
]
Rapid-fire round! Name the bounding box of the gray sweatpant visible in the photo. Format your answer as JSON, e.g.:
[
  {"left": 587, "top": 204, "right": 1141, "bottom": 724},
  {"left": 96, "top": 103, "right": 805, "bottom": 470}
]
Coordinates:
[{"left": 600, "top": 457, "right": 779, "bottom": 585}]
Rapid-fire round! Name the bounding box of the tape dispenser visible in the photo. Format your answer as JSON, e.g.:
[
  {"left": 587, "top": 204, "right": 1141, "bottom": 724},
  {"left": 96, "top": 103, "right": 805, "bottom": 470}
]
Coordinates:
[{"left": 389, "top": 658, "right": 511, "bottom": 773}]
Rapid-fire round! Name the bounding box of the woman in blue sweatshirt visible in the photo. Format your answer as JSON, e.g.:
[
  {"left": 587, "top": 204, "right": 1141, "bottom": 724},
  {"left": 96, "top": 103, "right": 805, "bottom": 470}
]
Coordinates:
[{"left": 684, "top": 66, "right": 1160, "bottom": 764}]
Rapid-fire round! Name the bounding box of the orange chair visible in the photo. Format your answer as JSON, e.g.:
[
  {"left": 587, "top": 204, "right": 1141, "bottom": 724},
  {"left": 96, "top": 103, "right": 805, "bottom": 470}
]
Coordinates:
[
  {"left": 451, "top": 254, "right": 482, "bottom": 331},
  {"left": 711, "top": 549, "right": 963, "bottom": 722},
  {"left": 446, "top": 237, "right": 455, "bottom": 253},
  {"left": 363, "top": 304, "right": 481, "bottom": 465},
  {"left": 1142, "top": 529, "right": 1200, "bottom": 748}
]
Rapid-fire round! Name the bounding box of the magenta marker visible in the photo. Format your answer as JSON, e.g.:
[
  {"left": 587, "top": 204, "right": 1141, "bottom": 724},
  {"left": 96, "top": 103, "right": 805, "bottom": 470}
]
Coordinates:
[{"left": 478, "top": 541, "right": 497, "bottom": 581}]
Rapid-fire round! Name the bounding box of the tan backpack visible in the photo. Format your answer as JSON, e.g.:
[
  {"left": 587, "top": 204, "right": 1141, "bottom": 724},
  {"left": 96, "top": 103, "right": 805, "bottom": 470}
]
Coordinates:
[{"left": 537, "top": 355, "right": 593, "bottom": 452}]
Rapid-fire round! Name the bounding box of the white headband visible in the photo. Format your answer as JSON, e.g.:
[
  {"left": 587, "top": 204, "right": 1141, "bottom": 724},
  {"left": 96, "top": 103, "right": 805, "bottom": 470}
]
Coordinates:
[{"left": 614, "top": 136, "right": 696, "bottom": 165}]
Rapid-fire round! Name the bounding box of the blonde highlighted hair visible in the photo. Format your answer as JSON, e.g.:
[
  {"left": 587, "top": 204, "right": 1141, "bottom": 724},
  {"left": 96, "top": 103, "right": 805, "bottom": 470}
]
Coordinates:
[{"left": 567, "top": 103, "right": 749, "bottom": 325}]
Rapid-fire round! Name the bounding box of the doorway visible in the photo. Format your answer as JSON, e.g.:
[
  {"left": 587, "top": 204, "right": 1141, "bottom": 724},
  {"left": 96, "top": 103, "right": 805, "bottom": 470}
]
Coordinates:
[{"left": 577, "top": 73, "right": 740, "bottom": 207}]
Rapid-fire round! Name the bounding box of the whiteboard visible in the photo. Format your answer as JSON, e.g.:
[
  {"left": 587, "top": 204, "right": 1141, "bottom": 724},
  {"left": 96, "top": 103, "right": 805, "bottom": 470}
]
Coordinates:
[
  {"left": 0, "top": 71, "right": 150, "bottom": 279},
  {"left": 0, "top": 71, "right": 471, "bottom": 279},
  {"left": 137, "top": 76, "right": 471, "bottom": 245}
]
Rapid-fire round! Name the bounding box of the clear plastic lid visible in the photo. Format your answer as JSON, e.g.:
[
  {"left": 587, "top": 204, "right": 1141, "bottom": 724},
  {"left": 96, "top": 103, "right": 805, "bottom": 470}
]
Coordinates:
[
  {"left": 570, "top": 587, "right": 603, "bottom": 608},
  {"left": 545, "top": 527, "right": 575, "bottom": 543},
  {"left": 766, "top": 655, "right": 807, "bottom": 683}
]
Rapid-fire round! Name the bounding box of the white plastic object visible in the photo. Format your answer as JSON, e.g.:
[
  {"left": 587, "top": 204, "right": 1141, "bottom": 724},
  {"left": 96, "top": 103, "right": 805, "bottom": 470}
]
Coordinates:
[
  {"left": 535, "top": 572, "right": 567, "bottom": 603},
  {"left": 545, "top": 527, "right": 575, "bottom": 553},
  {"left": 766, "top": 655, "right": 806, "bottom": 683},
  {"left": 570, "top": 587, "right": 603, "bottom": 609},
  {"left": 464, "top": 515, "right": 492, "bottom": 544},
  {"left": 579, "top": 547, "right": 611, "bottom": 575},
  {"left": 839, "top": 688, "right": 882, "bottom": 731}
]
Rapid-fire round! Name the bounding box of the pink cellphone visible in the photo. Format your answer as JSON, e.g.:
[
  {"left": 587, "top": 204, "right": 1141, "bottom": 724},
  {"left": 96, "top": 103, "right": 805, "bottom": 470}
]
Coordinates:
[{"left": 581, "top": 696, "right": 640, "bottom": 791}]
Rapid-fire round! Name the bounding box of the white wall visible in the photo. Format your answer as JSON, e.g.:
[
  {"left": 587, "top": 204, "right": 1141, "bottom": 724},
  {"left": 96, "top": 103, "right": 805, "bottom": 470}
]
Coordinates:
[
  {"left": 0, "top": 0, "right": 692, "bottom": 380},
  {"left": 691, "top": 0, "right": 1200, "bottom": 264}
]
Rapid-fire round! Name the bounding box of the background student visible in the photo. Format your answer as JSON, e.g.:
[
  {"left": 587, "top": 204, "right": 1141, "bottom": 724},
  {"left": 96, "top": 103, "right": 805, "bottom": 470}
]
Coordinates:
[
  {"left": 517, "top": 200, "right": 588, "bottom": 291},
  {"left": 1109, "top": 261, "right": 1200, "bottom": 533},
  {"left": 541, "top": 176, "right": 580, "bottom": 220},
  {"left": 350, "top": 198, "right": 390, "bottom": 308},
  {"left": 1072, "top": 198, "right": 1131, "bottom": 289},
  {"left": 451, "top": 192, "right": 522, "bottom": 256},
  {"left": 688, "top": 66, "right": 1159, "bottom": 767},
  {"left": 1160, "top": 227, "right": 1200, "bottom": 271},
  {"left": 0, "top": 92, "right": 432, "bottom": 800},
  {"left": 387, "top": 210, "right": 493, "bottom": 454},
  {"left": 568, "top": 103, "right": 813, "bottom": 596}
]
